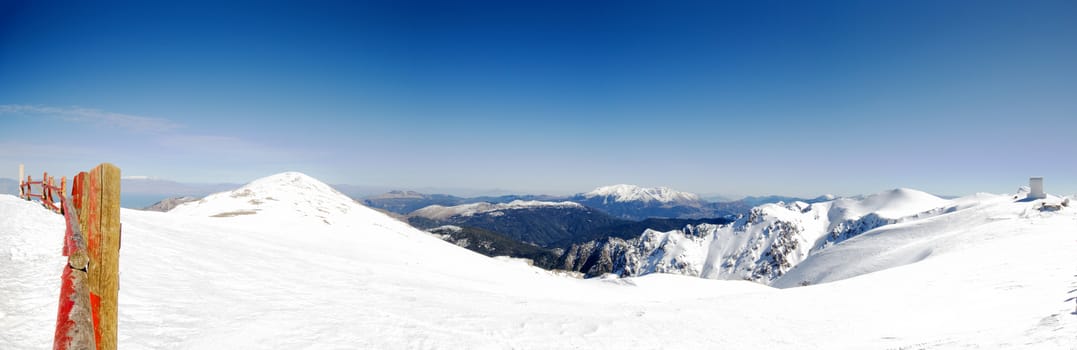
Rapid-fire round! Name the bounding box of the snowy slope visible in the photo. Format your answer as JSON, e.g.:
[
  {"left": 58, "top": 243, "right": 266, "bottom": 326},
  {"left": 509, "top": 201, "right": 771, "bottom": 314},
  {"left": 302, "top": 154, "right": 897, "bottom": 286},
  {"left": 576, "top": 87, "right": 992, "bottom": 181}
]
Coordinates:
[
  {"left": 0, "top": 196, "right": 67, "bottom": 347},
  {"left": 772, "top": 192, "right": 1072, "bottom": 287},
  {"left": 2, "top": 175, "right": 1075, "bottom": 349}
]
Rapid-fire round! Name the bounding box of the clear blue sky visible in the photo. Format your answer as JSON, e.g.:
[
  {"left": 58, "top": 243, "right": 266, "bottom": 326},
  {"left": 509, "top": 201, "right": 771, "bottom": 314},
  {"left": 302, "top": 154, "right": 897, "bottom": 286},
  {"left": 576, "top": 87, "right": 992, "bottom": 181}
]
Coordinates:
[{"left": 2, "top": 0, "right": 1076, "bottom": 197}]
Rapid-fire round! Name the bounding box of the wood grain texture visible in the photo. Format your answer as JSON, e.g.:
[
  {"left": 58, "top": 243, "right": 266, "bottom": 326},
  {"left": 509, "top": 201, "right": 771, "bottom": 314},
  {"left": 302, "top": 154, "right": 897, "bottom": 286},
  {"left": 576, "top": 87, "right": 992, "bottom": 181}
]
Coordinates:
[
  {"left": 80, "top": 170, "right": 102, "bottom": 348},
  {"left": 90, "top": 163, "right": 120, "bottom": 350}
]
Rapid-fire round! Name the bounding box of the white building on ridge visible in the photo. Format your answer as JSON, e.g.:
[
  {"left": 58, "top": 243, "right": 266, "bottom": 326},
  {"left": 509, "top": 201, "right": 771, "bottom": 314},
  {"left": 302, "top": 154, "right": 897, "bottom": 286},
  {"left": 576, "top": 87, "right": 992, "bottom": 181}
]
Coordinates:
[{"left": 1028, "top": 177, "right": 1045, "bottom": 199}]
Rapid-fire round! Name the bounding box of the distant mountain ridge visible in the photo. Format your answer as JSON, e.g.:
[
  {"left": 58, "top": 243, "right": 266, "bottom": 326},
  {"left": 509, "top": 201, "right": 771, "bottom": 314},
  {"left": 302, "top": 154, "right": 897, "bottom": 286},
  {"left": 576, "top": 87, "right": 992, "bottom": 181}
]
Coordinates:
[
  {"left": 142, "top": 196, "right": 199, "bottom": 212},
  {"left": 581, "top": 184, "right": 702, "bottom": 204},
  {"left": 409, "top": 198, "right": 735, "bottom": 249},
  {"left": 409, "top": 203, "right": 625, "bottom": 247},
  {"left": 363, "top": 191, "right": 563, "bottom": 216},
  {"left": 411, "top": 200, "right": 584, "bottom": 221},
  {"left": 0, "top": 178, "right": 18, "bottom": 196},
  {"left": 367, "top": 184, "right": 838, "bottom": 221},
  {"left": 568, "top": 185, "right": 709, "bottom": 220}
]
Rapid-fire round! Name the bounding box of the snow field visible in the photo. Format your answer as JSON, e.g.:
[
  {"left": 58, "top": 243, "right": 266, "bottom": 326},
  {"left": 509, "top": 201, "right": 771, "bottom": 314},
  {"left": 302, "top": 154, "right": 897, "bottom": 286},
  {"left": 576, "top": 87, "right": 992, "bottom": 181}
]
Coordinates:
[{"left": 2, "top": 172, "right": 1074, "bottom": 349}]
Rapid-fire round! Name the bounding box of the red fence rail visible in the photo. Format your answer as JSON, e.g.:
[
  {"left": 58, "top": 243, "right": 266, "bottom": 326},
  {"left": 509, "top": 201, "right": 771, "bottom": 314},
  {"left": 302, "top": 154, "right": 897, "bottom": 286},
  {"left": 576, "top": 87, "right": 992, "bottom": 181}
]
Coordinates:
[
  {"left": 20, "top": 171, "right": 67, "bottom": 214},
  {"left": 18, "top": 164, "right": 121, "bottom": 350}
]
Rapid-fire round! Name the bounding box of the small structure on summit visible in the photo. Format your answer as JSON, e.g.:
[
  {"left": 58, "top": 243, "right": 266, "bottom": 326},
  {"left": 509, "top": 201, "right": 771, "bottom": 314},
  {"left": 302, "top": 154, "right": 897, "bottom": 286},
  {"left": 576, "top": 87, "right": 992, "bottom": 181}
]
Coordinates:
[{"left": 1028, "top": 177, "right": 1046, "bottom": 199}]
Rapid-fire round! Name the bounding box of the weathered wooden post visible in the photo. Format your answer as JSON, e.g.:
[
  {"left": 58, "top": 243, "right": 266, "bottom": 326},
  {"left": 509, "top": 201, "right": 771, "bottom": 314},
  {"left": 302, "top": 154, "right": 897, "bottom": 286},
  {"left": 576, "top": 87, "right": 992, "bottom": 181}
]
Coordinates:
[
  {"left": 18, "top": 164, "right": 24, "bottom": 197},
  {"left": 60, "top": 176, "right": 67, "bottom": 215},
  {"left": 76, "top": 163, "right": 121, "bottom": 350},
  {"left": 45, "top": 173, "right": 53, "bottom": 209},
  {"left": 25, "top": 175, "right": 33, "bottom": 201}
]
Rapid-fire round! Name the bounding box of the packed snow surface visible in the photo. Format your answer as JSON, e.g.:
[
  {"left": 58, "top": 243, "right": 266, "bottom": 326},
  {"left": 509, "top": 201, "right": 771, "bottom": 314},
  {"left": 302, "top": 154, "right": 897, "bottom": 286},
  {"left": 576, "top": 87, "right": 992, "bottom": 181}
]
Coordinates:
[
  {"left": 2, "top": 173, "right": 1075, "bottom": 349},
  {"left": 583, "top": 184, "right": 701, "bottom": 204},
  {"left": 410, "top": 200, "right": 583, "bottom": 220}
]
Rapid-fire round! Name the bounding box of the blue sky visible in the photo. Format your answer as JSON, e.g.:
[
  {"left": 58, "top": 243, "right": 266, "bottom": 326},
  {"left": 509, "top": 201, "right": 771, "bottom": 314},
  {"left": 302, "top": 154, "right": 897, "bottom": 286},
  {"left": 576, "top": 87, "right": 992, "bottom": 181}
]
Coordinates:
[{"left": 2, "top": 0, "right": 1076, "bottom": 197}]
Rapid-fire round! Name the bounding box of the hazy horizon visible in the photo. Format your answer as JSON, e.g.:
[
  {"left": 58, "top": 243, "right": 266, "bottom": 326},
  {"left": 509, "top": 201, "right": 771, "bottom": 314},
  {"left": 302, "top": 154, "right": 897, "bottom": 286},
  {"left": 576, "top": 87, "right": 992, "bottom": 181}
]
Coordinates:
[
  {"left": 0, "top": 172, "right": 1013, "bottom": 205},
  {"left": 3, "top": 1, "right": 1076, "bottom": 198}
]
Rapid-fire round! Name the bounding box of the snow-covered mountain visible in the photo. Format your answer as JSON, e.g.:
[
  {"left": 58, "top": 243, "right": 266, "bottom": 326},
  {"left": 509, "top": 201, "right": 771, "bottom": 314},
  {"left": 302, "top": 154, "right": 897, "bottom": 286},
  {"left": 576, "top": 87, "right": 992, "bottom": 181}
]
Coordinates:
[
  {"left": 3, "top": 173, "right": 1075, "bottom": 348},
  {"left": 408, "top": 199, "right": 733, "bottom": 249},
  {"left": 409, "top": 200, "right": 623, "bottom": 246},
  {"left": 771, "top": 191, "right": 1072, "bottom": 287},
  {"left": 360, "top": 191, "right": 467, "bottom": 214},
  {"left": 411, "top": 200, "right": 583, "bottom": 220},
  {"left": 362, "top": 191, "right": 566, "bottom": 215},
  {"left": 582, "top": 184, "right": 702, "bottom": 204},
  {"left": 562, "top": 188, "right": 952, "bottom": 282},
  {"left": 169, "top": 172, "right": 361, "bottom": 226},
  {"left": 141, "top": 196, "right": 199, "bottom": 212},
  {"left": 572, "top": 184, "right": 711, "bottom": 220},
  {"left": 364, "top": 185, "right": 827, "bottom": 220}
]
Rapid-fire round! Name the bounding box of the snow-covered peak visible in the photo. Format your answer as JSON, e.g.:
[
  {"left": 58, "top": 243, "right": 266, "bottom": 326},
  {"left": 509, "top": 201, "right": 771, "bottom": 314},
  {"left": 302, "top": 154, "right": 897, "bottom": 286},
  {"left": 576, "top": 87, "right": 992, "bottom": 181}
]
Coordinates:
[
  {"left": 169, "top": 172, "right": 360, "bottom": 225},
  {"left": 235, "top": 171, "right": 330, "bottom": 191},
  {"left": 566, "top": 187, "right": 956, "bottom": 283},
  {"left": 411, "top": 200, "right": 583, "bottom": 220},
  {"left": 583, "top": 184, "right": 701, "bottom": 204},
  {"left": 744, "top": 188, "right": 949, "bottom": 238}
]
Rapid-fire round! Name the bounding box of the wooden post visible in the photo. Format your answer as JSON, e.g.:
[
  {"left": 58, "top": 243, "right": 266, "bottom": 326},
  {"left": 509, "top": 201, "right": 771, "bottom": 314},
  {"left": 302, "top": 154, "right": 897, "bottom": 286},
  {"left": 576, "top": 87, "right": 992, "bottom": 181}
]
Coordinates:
[
  {"left": 98, "top": 164, "right": 120, "bottom": 350},
  {"left": 45, "top": 173, "right": 52, "bottom": 208},
  {"left": 61, "top": 176, "right": 67, "bottom": 215},
  {"left": 74, "top": 172, "right": 95, "bottom": 346},
  {"left": 78, "top": 164, "right": 120, "bottom": 350},
  {"left": 18, "top": 164, "right": 24, "bottom": 197}
]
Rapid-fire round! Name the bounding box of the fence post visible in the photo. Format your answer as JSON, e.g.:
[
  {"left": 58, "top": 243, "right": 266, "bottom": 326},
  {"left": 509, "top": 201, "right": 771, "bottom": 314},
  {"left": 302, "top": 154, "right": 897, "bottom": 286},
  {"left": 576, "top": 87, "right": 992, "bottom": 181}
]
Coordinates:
[
  {"left": 82, "top": 163, "right": 120, "bottom": 350},
  {"left": 45, "top": 174, "right": 53, "bottom": 208},
  {"left": 18, "top": 164, "right": 24, "bottom": 197}
]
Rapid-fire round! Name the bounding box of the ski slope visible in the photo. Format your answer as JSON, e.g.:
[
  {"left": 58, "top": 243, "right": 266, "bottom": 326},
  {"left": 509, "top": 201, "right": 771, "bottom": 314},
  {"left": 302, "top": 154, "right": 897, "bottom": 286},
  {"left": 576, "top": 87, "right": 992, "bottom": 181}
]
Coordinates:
[{"left": 2, "top": 173, "right": 1075, "bottom": 349}]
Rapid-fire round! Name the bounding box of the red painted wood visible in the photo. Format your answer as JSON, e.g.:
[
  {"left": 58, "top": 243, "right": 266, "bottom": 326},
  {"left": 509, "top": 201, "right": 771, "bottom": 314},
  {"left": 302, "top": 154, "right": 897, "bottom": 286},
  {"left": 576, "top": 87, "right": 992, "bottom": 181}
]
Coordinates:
[
  {"left": 72, "top": 174, "right": 85, "bottom": 214},
  {"left": 86, "top": 169, "right": 103, "bottom": 350},
  {"left": 90, "top": 293, "right": 101, "bottom": 348},
  {"left": 53, "top": 267, "right": 76, "bottom": 349}
]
